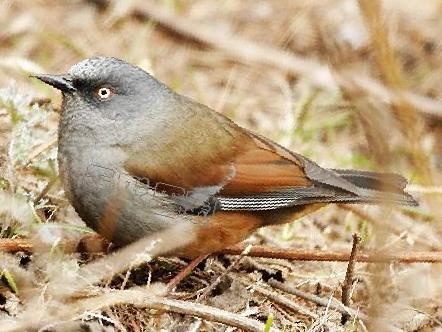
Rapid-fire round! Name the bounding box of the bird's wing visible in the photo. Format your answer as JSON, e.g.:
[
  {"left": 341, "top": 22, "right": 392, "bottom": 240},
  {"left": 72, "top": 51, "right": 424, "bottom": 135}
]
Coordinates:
[{"left": 123, "top": 105, "right": 370, "bottom": 212}]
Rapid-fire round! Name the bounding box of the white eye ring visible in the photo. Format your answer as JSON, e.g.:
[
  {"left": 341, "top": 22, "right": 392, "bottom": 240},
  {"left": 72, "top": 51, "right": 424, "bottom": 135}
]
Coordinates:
[{"left": 95, "top": 87, "right": 113, "bottom": 100}]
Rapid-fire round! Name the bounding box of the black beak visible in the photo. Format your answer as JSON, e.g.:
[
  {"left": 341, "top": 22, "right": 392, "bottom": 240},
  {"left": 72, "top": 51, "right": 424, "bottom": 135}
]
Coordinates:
[{"left": 32, "top": 74, "right": 76, "bottom": 92}]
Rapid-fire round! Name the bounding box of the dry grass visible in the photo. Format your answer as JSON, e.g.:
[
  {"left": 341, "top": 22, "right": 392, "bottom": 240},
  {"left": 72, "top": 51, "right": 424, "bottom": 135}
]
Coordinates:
[{"left": 1, "top": 0, "right": 442, "bottom": 331}]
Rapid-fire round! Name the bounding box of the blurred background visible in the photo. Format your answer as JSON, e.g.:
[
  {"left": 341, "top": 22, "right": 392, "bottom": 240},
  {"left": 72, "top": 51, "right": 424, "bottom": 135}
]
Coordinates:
[{"left": 1, "top": 0, "right": 442, "bottom": 331}]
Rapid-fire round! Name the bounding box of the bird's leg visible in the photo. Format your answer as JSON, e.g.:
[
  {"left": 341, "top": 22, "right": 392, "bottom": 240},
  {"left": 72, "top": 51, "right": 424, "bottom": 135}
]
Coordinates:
[{"left": 166, "top": 254, "right": 209, "bottom": 293}]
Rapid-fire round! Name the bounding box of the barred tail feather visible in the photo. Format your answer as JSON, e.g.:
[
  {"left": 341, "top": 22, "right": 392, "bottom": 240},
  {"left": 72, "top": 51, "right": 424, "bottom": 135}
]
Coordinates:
[{"left": 331, "top": 169, "right": 417, "bottom": 206}]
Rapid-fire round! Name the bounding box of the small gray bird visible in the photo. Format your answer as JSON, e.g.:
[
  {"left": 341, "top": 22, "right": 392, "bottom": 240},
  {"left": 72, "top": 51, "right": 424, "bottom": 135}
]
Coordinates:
[{"left": 34, "top": 57, "right": 417, "bottom": 257}]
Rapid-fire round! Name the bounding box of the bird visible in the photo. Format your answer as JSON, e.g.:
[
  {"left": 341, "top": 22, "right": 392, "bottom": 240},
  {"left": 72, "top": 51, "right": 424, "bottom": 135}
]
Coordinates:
[{"left": 33, "top": 56, "right": 417, "bottom": 258}]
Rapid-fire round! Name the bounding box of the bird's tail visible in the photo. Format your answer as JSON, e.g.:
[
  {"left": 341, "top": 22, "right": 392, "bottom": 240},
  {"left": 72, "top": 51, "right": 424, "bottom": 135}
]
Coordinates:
[{"left": 331, "top": 169, "right": 417, "bottom": 206}]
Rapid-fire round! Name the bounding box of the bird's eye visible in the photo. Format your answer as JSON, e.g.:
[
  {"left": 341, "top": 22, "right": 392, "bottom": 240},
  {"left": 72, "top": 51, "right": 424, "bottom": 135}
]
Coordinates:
[{"left": 94, "top": 86, "right": 114, "bottom": 100}]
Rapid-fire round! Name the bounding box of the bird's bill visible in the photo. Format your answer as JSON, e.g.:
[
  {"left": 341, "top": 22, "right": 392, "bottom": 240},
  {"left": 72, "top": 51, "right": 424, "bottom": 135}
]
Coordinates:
[{"left": 32, "top": 74, "right": 76, "bottom": 92}]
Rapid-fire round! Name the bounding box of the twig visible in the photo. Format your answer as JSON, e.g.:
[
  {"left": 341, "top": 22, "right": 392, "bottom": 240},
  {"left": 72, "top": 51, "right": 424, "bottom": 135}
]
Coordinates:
[
  {"left": 253, "top": 283, "right": 318, "bottom": 320},
  {"left": 341, "top": 233, "right": 361, "bottom": 324},
  {"left": 128, "top": 3, "right": 442, "bottom": 118},
  {"left": 221, "top": 244, "right": 442, "bottom": 263},
  {"left": 197, "top": 244, "right": 252, "bottom": 301},
  {"left": 0, "top": 238, "right": 32, "bottom": 253},
  {"left": 268, "top": 280, "right": 355, "bottom": 317},
  {"left": 251, "top": 283, "right": 340, "bottom": 331},
  {"left": 1, "top": 239, "right": 442, "bottom": 263}
]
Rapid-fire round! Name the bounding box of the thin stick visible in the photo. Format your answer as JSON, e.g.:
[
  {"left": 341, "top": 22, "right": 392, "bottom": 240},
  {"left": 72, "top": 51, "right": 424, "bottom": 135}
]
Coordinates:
[
  {"left": 251, "top": 283, "right": 341, "bottom": 331},
  {"left": 268, "top": 280, "right": 355, "bottom": 318},
  {"left": 1, "top": 239, "right": 442, "bottom": 263},
  {"left": 341, "top": 233, "right": 361, "bottom": 324},
  {"left": 0, "top": 238, "right": 33, "bottom": 253},
  {"left": 221, "top": 244, "right": 442, "bottom": 263}
]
